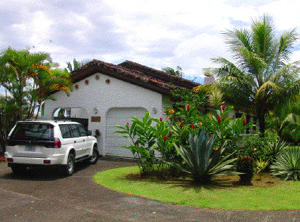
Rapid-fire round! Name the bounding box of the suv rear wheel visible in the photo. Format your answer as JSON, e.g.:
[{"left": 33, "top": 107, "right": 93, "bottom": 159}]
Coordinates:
[
  {"left": 63, "top": 153, "right": 75, "bottom": 176},
  {"left": 88, "top": 148, "right": 99, "bottom": 164}
]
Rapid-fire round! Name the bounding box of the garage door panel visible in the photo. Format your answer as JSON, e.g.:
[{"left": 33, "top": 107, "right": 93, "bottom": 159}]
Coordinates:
[{"left": 105, "top": 108, "right": 147, "bottom": 157}]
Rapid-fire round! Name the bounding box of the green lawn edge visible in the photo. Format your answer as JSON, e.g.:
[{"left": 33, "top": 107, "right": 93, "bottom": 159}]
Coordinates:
[{"left": 93, "top": 166, "right": 300, "bottom": 211}]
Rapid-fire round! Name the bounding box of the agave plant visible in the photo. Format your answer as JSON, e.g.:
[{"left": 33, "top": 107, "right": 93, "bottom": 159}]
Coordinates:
[
  {"left": 170, "top": 129, "right": 237, "bottom": 184},
  {"left": 270, "top": 147, "right": 300, "bottom": 181}
]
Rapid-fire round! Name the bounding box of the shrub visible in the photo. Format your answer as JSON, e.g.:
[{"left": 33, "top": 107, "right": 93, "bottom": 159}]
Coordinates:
[
  {"left": 114, "top": 113, "right": 157, "bottom": 175},
  {"left": 270, "top": 147, "right": 300, "bottom": 180}
]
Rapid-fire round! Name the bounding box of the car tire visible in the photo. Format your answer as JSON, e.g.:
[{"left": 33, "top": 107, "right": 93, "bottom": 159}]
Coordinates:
[
  {"left": 88, "top": 148, "right": 99, "bottom": 164},
  {"left": 63, "top": 153, "right": 75, "bottom": 176},
  {"left": 11, "top": 165, "right": 27, "bottom": 174}
]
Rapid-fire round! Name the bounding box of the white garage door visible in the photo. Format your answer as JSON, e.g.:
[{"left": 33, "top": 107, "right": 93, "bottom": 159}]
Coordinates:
[{"left": 105, "top": 108, "right": 147, "bottom": 157}]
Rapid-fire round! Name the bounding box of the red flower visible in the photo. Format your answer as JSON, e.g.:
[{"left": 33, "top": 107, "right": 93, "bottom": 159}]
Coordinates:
[
  {"left": 190, "top": 124, "right": 194, "bottom": 129},
  {"left": 243, "top": 118, "right": 247, "bottom": 126},
  {"left": 217, "top": 115, "right": 221, "bottom": 124},
  {"left": 180, "top": 120, "right": 183, "bottom": 128},
  {"left": 159, "top": 117, "right": 163, "bottom": 121},
  {"left": 163, "top": 135, "right": 167, "bottom": 141},
  {"left": 136, "top": 141, "right": 139, "bottom": 146},
  {"left": 222, "top": 105, "right": 225, "bottom": 111},
  {"left": 126, "top": 122, "right": 130, "bottom": 126},
  {"left": 186, "top": 104, "right": 190, "bottom": 111},
  {"left": 209, "top": 134, "right": 211, "bottom": 138}
]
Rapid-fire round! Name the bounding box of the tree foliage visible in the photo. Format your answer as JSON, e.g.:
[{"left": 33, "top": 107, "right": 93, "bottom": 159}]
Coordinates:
[
  {"left": 213, "top": 15, "right": 300, "bottom": 136},
  {"left": 0, "top": 47, "right": 73, "bottom": 151}
]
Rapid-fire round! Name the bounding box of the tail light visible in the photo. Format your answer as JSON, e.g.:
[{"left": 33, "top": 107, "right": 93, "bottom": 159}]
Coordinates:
[
  {"left": 7, "top": 158, "right": 13, "bottom": 163},
  {"left": 54, "top": 138, "right": 61, "bottom": 148}
]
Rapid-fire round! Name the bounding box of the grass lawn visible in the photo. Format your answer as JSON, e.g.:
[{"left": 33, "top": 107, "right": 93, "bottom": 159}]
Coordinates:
[{"left": 94, "top": 166, "right": 300, "bottom": 211}]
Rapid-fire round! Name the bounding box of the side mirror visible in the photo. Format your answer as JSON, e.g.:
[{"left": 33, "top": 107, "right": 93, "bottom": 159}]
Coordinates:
[{"left": 87, "top": 130, "right": 92, "bottom": 136}]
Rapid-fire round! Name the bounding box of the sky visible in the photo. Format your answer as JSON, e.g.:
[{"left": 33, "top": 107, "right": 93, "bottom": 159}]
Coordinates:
[{"left": 1, "top": 0, "right": 300, "bottom": 92}]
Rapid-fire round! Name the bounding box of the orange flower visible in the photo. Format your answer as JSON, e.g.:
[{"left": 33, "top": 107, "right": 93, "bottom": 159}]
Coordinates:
[
  {"left": 199, "top": 122, "right": 203, "bottom": 126},
  {"left": 167, "top": 116, "right": 170, "bottom": 120},
  {"left": 215, "top": 147, "right": 219, "bottom": 151},
  {"left": 170, "top": 110, "right": 175, "bottom": 114}
]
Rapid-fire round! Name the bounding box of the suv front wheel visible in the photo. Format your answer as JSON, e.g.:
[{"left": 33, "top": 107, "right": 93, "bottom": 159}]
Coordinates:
[{"left": 63, "top": 153, "right": 75, "bottom": 176}]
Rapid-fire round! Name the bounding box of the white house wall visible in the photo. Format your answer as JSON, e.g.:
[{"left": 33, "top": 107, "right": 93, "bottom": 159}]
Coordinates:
[{"left": 43, "top": 73, "right": 164, "bottom": 156}]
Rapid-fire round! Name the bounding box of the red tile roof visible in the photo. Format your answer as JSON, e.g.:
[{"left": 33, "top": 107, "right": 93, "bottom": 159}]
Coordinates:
[{"left": 71, "top": 59, "right": 200, "bottom": 95}]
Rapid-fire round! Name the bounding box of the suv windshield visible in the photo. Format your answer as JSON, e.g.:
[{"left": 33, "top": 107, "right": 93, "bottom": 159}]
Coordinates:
[{"left": 10, "top": 123, "right": 54, "bottom": 141}]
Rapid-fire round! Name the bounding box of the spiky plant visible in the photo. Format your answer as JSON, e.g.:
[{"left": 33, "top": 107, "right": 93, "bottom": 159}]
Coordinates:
[
  {"left": 170, "top": 129, "right": 237, "bottom": 184},
  {"left": 270, "top": 147, "right": 300, "bottom": 180}
]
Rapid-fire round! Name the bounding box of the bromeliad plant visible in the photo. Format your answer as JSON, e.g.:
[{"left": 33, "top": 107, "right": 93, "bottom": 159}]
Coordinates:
[{"left": 169, "top": 129, "right": 237, "bottom": 184}]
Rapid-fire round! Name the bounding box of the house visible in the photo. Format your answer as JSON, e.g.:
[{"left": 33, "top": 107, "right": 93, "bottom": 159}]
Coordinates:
[{"left": 43, "top": 60, "right": 199, "bottom": 157}]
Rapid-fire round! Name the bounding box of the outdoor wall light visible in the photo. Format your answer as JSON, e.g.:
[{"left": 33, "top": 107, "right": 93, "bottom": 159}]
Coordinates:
[{"left": 93, "top": 107, "right": 98, "bottom": 114}]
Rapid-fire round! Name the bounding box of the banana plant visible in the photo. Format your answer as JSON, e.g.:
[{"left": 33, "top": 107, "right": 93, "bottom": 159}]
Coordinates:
[{"left": 169, "top": 129, "right": 237, "bottom": 184}]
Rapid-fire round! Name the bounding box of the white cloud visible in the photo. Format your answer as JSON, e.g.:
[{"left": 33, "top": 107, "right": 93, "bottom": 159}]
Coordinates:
[{"left": 1, "top": 0, "right": 300, "bottom": 81}]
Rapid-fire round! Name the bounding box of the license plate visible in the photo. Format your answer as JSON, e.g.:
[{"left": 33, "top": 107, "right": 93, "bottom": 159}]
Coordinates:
[{"left": 25, "top": 145, "right": 36, "bottom": 152}]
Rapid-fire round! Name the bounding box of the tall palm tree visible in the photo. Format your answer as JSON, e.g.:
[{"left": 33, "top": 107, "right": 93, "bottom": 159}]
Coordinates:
[{"left": 213, "top": 15, "right": 300, "bottom": 136}]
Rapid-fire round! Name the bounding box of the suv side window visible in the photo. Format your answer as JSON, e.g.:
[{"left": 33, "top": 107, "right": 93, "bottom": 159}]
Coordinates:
[
  {"left": 59, "top": 124, "right": 72, "bottom": 138},
  {"left": 77, "top": 125, "right": 87, "bottom": 136},
  {"left": 68, "top": 124, "right": 80, "bottom": 138}
]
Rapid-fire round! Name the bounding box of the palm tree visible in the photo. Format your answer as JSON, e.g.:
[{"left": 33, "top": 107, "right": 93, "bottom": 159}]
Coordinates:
[
  {"left": 162, "top": 66, "right": 183, "bottom": 77},
  {"left": 0, "top": 48, "right": 73, "bottom": 120},
  {"left": 65, "top": 59, "right": 90, "bottom": 73},
  {"left": 213, "top": 15, "right": 300, "bottom": 136}
]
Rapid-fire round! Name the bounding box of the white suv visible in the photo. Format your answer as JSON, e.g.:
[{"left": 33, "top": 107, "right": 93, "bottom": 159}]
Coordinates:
[{"left": 5, "top": 120, "right": 99, "bottom": 176}]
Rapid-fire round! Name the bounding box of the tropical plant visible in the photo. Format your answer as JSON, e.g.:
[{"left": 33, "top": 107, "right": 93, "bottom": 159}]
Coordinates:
[
  {"left": 65, "top": 59, "right": 85, "bottom": 73},
  {"left": 236, "top": 155, "right": 255, "bottom": 184},
  {"left": 169, "top": 129, "right": 237, "bottom": 184},
  {"left": 213, "top": 14, "right": 300, "bottom": 136},
  {"left": 270, "top": 147, "right": 300, "bottom": 180},
  {"left": 0, "top": 48, "right": 73, "bottom": 150},
  {"left": 266, "top": 139, "right": 288, "bottom": 162},
  {"left": 114, "top": 113, "right": 157, "bottom": 175},
  {"left": 162, "top": 66, "right": 183, "bottom": 77}
]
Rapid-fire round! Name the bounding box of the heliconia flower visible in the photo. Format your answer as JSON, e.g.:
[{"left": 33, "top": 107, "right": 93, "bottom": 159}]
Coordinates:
[
  {"left": 217, "top": 115, "right": 221, "bottom": 124},
  {"left": 159, "top": 117, "right": 163, "bottom": 121},
  {"left": 243, "top": 118, "right": 247, "bottom": 126},
  {"left": 190, "top": 124, "right": 194, "bottom": 129},
  {"left": 163, "top": 135, "right": 167, "bottom": 141},
  {"left": 186, "top": 104, "right": 190, "bottom": 111},
  {"left": 222, "top": 105, "right": 225, "bottom": 111},
  {"left": 180, "top": 119, "right": 183, "bottom": 128},
  {"left": 126, "top": 122, "right": 130, "bottom": 126}
]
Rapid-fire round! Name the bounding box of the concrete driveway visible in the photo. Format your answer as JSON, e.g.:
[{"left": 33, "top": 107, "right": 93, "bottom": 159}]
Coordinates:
[{"left": 0, "top": 157, "right": 299, "bottom": 222}]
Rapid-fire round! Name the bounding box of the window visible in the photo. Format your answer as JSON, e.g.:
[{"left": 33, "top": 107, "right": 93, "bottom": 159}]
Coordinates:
[
  {"left": 59, "top": 125, "right": 72, "bottom": 138},
  {"left": 11, "top": 123, "right": 53, "bottom": 141},
  {"left": 77, "top": 125, "right": 87, "bottom": 136},
  {"left": 69, "top": 124, "right": 80, "bottom": 138}
]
